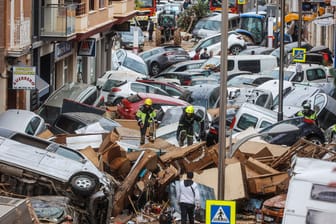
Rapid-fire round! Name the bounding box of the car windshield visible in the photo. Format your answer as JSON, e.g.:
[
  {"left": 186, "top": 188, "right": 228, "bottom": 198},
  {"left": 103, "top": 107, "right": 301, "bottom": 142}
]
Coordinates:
[
  {"left": 194, "top": 20, "right": 207, "bottom": 29},
  {"left": 43, "top": 83, "right": 91, "bottom": 107},
  {"left": 120, "top": 27, "right": 144, "bottom": 42},
  {"left": 227, "top": 76, "right": 255, "bottom": 86},
  {"left": 203, "top": 20, "right": 221, "bottom": 31},
  {"left": 268, "top": 69, "right": 295, "bottom": 81},
  {"left": 201, "top": 57, "right": 220, "bottom": 68},
  {"left": 138, "top": 0, "right": 154, "bottom": 8},
  {"left": 76, "top": 117, "right": 120, "bottom": 133},
  {"left": 123, "top": 56, "right": 148, "bottom": 75},
  {"left": 102, "top": 80, "right": 126, "bottom": 91}
]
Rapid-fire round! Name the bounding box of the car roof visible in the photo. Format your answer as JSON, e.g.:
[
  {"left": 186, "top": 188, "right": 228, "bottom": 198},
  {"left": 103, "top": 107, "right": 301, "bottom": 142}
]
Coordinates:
[
  {"left": 0, "top": 109, "right": 42, "bottom": 132},
  {"left": 137, "top": 92, "right": 189, "bottom": 104},
  {"left": 42, "top": 83, "right": 96, "bottom": 107},
  {"left": 188, "top": 84, "right": 220, "bottom": 95},
  {"left": 59, "top": 112, "right": 106, "bottom": 124}
]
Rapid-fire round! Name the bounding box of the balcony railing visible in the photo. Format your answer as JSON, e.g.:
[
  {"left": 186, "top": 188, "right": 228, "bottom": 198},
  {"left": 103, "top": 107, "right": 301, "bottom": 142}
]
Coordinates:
[
  {"left": 10, "top": 18, "right": 31, "bottom": 50},
  {"left": 41, "top": 4, "right": 76, "bottom": 38}
]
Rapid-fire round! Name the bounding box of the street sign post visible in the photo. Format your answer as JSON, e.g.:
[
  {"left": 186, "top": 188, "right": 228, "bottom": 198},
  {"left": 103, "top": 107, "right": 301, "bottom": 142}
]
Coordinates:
[
  {"left": 206, "top": 200, "right": 236, "bottom": 224},
  {"left": 292, "top": 48, "right": 306, "bottom": 63}
]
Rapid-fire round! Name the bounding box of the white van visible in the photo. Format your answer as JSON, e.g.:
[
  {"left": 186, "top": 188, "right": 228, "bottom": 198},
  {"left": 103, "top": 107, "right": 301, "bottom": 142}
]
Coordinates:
[
  {"left": 230, "top": 102, "right": 280, "bottom": 133},
  {"left": 283, "top": 157, "right": 336, "bottom": 224},
  {"left": 202, "top": 55, "right": 278, "bottom": 74}
]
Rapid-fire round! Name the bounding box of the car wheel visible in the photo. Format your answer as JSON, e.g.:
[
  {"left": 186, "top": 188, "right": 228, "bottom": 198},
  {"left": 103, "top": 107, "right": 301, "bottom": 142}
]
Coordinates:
[
  {"left": 230, "top": 45, "right": 243, "bottom": 55},
  {"left": 307, "top": 136, "right": 323, "bottom": 145},
  {"left": 112, "top": 97, "right": 123, "bottom": 106},
  {"left": 69, "top": 172, "right": 98, "bottom": 197},
  {"left": 151, "top": 62, "right": 161, "bottom": 76}
]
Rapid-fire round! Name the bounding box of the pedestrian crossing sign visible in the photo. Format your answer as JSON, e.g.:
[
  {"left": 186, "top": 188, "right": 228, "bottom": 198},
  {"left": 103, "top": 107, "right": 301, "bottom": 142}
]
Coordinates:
[
  {"left": 237, "top": 0, "right": 246, "bottom": 4},
  {"left": 206, "top": 200, "right": 236, "bottom": 224},
  {"left": 292, "top": 48, "right": 306, "bottom": 63}
]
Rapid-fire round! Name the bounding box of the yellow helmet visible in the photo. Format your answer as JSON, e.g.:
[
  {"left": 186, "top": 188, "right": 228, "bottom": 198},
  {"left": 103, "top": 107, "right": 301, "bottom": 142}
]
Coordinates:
[
  {"left": 144, "top": 98, "right": 153, "bottom": 106},
  {"left": 185, "top": 105, "right": 194, "bottom": 114}
]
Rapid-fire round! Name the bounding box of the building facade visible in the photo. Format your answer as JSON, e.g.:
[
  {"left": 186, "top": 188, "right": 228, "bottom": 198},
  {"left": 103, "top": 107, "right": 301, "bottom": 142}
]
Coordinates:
[{"left": 0, "top": 0, "right": 136, "bottom": 112}]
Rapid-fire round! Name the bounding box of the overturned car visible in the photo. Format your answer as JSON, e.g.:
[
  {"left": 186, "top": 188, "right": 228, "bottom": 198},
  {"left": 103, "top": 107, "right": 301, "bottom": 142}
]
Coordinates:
[{"left": 0, "top": 127, "right": 113, "bottom": 224}]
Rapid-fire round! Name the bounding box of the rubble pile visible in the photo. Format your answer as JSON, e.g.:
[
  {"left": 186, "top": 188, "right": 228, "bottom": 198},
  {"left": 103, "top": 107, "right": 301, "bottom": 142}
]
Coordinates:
[{"left": 50, "top": 126, "right": 336, "bottom": 223}]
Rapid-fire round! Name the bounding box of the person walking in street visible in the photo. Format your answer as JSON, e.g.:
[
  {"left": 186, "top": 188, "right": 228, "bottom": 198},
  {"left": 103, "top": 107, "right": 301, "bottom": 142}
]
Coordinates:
[
  {"left": 200, "top": 48, "right": 210, "bottom": 59},
  {"left": 136, "top": 98, "right": 156, "bottom": 145},
  {"left": 177, "top": 106, "right": 205, "bottom": 147},
  {"left": 147, "top": 17, "right": 154, "bottom": 42},
  {"left": 193, "top": 49, "right": 201, "bottom": 60},
  {"left": 176, "top": 171, "right": 200, "bottom": 224},
  {"left": 295, "top": 101, "right": 318, "bottom": 125}
]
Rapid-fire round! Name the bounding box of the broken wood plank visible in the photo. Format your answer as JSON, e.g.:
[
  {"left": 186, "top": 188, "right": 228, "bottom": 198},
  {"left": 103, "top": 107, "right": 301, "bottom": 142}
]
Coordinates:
[
  {"left": 245, "top": 157, "right": 279, "bottom": 175},
  {"left": 247, "top": 172, "right": 289, "bottom": 195},
  {"left": 225, "top": 162, "right": 248, "bottom": 201}
]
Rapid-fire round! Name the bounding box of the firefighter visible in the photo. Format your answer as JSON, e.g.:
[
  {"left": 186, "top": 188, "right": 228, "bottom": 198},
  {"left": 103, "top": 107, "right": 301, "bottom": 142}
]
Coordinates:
[
  {"left": 136, "top": 98, "right": 156, "bottom": 145},
  {"left": 177, "top": 106, "right": 205, "bottom": 147},
  {"left": 295, "top": 102, "right": 318, "bottom": 125}
]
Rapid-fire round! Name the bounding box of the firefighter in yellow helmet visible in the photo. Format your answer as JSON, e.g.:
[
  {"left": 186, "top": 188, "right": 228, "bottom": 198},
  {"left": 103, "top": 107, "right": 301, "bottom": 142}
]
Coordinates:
[
  {"left": 136, "top": 98, "right": 157, "bottom": 145},
  {"left": 177, "top": 105, "right": 205, "bottom": 147}
]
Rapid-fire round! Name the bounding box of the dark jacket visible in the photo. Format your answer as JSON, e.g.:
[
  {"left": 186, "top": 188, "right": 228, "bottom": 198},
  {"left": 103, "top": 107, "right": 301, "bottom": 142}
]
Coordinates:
[{"left": 177, "top": 110, "right": 204, "bottom": 136}]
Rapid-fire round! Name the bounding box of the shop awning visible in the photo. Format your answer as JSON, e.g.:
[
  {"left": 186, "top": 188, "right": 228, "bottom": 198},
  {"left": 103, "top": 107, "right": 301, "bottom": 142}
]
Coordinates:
[{"left": 36, "top": 75, "right": 50, "bottom": 98}]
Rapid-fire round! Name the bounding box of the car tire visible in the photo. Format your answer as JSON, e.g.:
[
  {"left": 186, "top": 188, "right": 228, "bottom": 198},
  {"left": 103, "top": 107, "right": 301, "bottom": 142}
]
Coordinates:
[
  {"left": 306, "top": 136, "right": 323, "bottom": 145},
  {"left": 69, "top": 172, "right": 98, "bottom": 197},
  {"left": 230, "top": 45, "right": 243, "bottom": 55},
  {"left": 151, "top": 62, "right": 161, "bottom": 76},
  {"left": 112, "top": 97, "right": 123, "bottom": 106}
]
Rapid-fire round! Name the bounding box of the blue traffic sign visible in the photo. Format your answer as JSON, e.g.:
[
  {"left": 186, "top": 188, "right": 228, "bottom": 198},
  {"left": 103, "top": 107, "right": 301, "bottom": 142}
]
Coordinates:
[
  {"left": 292, "top": 48, "right": 306, "bottom": 63},
  {"left": 206, "top": 200, "right": 236, "bottom": 224}
]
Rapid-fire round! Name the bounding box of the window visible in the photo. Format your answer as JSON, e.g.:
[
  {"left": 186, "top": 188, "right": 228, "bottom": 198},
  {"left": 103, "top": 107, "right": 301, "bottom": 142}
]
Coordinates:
[
  {"left": 25, "top": 117, "right": 42, "bottom": 135},
  {"left": 83, "top": 89, "right": 98, "bottom": 105},
  {"left": 236, "top": 114, "right": 258, "bottom": 130},
  {"left": 99, "top": 0, "right": 105, "bottom": 8},
  {"left": 165, "top": 86, "right": 182, "bottom": 96},
  {"left": 311, "top": 184, "right": 336, "bottom": 202},
  {"left": 131, "top": 83, "right": 147, "bottom": 93},
  {"left": 55, "top": 116, "right": 85, "bottom": 133},
  {"left": 228, "top": 60, "right": 234, "bottom": 71},
  {"left": 89, "top": 0, "right": 95, "bottom": 10},
  {"left": 291, "top": 72, "right": 304, "bottom": 82},
  {"left": 238, "top": 60, "right": 260, "bottom": 73},
  {"left": 260, "top": 120, "right": 272, "bottom": 128}
]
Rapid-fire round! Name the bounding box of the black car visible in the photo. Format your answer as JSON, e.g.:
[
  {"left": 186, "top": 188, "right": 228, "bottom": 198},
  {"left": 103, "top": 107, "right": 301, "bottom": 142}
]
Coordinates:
[
  {"left": 206, "top": 116, "right": 326, "bottom": 147},
  {"left": 206, "top": 108, "right": 238, "bottom": 146},
  {"left": 139, "top": 46, "right": 191, "bottom": 76},
  {"left": 51, "top": 112, "right": 120, "bottom": 134}
]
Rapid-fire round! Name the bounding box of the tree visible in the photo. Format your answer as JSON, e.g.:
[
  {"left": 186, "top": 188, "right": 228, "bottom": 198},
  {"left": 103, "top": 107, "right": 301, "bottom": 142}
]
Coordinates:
[{"left": 177, "top": 0, "right": 210, "bottom": 33}]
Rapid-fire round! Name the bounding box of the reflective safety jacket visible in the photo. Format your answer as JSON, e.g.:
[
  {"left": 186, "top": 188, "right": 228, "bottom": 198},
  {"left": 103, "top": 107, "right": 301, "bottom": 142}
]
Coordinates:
[
  {"left": 136, "top": 105, "right": 156, "bottom": 126},
  {"left": 296, "top": 109, "right": 317, "bottom": 124}
]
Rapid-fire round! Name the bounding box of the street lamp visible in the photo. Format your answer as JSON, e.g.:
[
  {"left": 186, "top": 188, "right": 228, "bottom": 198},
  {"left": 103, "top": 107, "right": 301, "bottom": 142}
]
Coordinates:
[{"left": 218, "top": 0, "right": 229, "bottom": 200}]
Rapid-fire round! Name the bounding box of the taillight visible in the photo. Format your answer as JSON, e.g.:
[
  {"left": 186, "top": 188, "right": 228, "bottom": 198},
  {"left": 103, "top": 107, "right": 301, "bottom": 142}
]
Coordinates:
[
  {"left": 209, "top": 127, "right": 218, "bottom": 135},
  {"left": 111, "top": 87, "right": 121, "bottom": 92},
  {"left": 163, "top": 52, "right": 174, "bottom": 56},
  {"left": 229, "top": 116, "right": 236, "bottom": 130},
  {"left": 182, "top": 79, "right": 192, "bottom": 86}
]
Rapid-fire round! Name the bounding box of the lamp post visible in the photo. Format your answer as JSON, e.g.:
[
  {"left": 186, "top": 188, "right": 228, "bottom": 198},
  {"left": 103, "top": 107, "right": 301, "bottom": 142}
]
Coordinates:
[
  {"left": 278, "top": 0, "right": 285, "bottom": 122},
  {"left": 218, "top": 0, "right": 229, "bottom": 200}
]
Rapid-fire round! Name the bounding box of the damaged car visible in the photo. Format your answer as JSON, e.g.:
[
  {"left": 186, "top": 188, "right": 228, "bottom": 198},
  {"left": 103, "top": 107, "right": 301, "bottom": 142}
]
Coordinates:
[{"left": 0, "top": 127, "right": 114, "bottom": 224}]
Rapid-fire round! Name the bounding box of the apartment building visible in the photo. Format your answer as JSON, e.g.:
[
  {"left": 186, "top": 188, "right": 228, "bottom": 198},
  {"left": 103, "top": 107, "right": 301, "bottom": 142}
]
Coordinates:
[{"left": 0, "top": 0, "right": 136, "bottom": 112}]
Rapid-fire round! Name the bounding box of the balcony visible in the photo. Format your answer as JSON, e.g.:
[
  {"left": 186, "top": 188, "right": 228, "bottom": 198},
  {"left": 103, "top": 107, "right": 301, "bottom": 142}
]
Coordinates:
[
  {"left": 112, "top": 0, "right": 135, "bottom": 17},
  {"left": 40, "top": 4, "right": 77, "bottom": 41},
  {"left": 7, "top": 18, "right": 31, "bottom": 57}
]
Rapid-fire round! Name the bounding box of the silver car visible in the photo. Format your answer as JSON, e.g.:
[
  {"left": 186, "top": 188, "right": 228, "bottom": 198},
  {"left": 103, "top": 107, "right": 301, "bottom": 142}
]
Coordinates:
[
  {"left": 107, "top": 80, "right": 170, "bottom": 105},
  {"left": 0, "top": 127, "right": 113, "bottom": 224},
  {"left": 0, "top": 109, "right": 46, "bottom": 136}
]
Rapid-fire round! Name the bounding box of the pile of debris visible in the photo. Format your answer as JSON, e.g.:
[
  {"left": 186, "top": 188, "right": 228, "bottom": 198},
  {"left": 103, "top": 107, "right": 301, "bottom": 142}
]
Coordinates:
[{"left": 49, "top": 124, "right": 336, "bottom": 223}]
